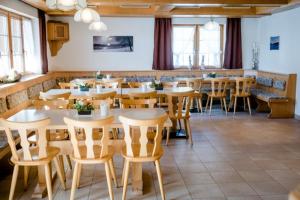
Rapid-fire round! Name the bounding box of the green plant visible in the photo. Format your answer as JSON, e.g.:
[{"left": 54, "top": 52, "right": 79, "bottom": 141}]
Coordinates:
[
  {"left": 77, "top": 82, "right": 92, "bottom": 88},
  {"left": 208, "top": 72, "right": 216, "bottom": 78},
  {"left": 74, "top": 101, "right": 94, "bottom": 112},
  {"left": 151, "top": 80, "right": 163, "bottom": 90}
]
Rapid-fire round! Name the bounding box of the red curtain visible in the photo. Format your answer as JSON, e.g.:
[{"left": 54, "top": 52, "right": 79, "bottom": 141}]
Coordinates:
[
  {"left": 223, "top": 18, "right": 243, "bottom": 69},
  {"left": 38, "top": 9, "right": 48, "bottom": 74},
  {"left": 153, "top": 18, "right": 174, "bottom": 70}
]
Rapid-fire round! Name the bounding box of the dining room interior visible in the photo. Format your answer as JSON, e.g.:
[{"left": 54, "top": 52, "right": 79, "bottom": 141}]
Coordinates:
[{"left": 0, "top": 0, "right": 300, "bottom": 200}]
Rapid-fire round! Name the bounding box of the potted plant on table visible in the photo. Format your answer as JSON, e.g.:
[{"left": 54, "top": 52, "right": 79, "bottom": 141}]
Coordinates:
[
  {"left": 74, "top": 100, "right": 94, "bottom": 115},
  {"left": 78, "top": 82, "right": 92, "bottom": 91},
  {"left": 96, "top": 70, "right": 104, "bottom": 80},
  {"left": 151, "top": 80, "right": 163, "bottom": 90}
]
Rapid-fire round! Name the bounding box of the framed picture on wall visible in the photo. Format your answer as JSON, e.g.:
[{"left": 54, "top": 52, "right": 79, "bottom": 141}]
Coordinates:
[
  {"left": 270, "top": 36, "right": 280, "bottom": 50},
  {"left": 93, "top": 36, "right": 134, "bottom": 52}
]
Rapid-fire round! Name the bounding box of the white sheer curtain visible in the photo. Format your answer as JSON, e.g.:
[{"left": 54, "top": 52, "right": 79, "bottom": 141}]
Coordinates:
[
  {"left": 0, "top": 14, "right": 10, "bottom": 76},
  {"left": 172, "top": 26, "right": 195, "bottom": 67},
  {"left": 23, "top": 18, "right": 39, "bottom": 73}
]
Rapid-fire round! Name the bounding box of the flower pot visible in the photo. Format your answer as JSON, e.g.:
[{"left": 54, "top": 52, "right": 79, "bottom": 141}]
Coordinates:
[
  {"left": 80, "top": 87, "right": 89, "bottom": 91},
  {"left": 78, "top": 110, "right": 92, "bottom": 115}
]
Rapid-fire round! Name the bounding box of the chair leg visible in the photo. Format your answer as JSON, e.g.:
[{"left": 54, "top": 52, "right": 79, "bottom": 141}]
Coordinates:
[
  {"left": 183, "top": 119, "right": 188, "bottom": 137},
  {"left": 209, "top": 97, "right": 213, "bottom": 115},
  {"left": 9, "top": 165, "right": 19, "bottom": 200},
  {"left": 105, "top": 162, "right": 114, "bottom": 200},
  {"left": 243, "top": 97, "right": 246, "bottom": 111},
  {"left": 53, "top": 157, "right": 66, "bottom": 190},
  {"left": 122, "top": 160, "right": 130, "bottom": 200},
  {"left": 76, "top": 164, "right": 82, "bottom": 188},
  {"left": 186, "top": 119, "right": 193, "bottom": 145},
  {"left": 66, "top": 155, "right": 72, "bottom": 170},
  {"left": 205, "top": 96, "right": 210, "bottom": 112},
  {"left": 198, "top": 98, "right": 203, "bottom": 113},
  {"left": 223, "top": 98, "right": 228, "bottom": 116},
  {"left": 233, "top": 96, "right": 237, "bottom": 116},
  {"left": 109, "top": 159, "right": 118, "bottom": 188},
  {"left": 24, "top": 166, "right": 29, "bottom": 190},
  {"left": 155, "top": 160, "right": 166, "bottom": 200},
  {"left": 58, "top": 155, "right": 66, "bottom": 181},
  {"left": 70, "top": 162, "right": 79, "bottom": 200},
  {"left": 220, "top": 98, "right": 223, "bottom": 110},
  {"left": 45, "top": 163, "right": 53, "bottom": 200},
  {"left": 165, "top": 127, "right": 170, "bottom": 145},
  {"left": 247, "top": 97, "right": 252, "bottom": 115}
]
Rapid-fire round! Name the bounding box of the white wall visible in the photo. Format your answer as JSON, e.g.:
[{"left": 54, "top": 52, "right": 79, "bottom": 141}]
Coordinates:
[
  {"left": 48, "top": 17, "right": 155, "bottom": 71},
  {"left": 0, "top": 0, "right": 38, "bottom": 18},
  {"left": 256, "top": 7, "right": 300, "bottom": 115}
]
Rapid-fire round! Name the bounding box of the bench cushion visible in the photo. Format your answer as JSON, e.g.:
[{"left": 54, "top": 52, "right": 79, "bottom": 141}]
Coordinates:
[
  {"left": 0, "top": 130, "right": 19, "bottom": 149},
  {"left": 28, "top": 83, "right": 44, "bottom": 99},
  {"left": 273, "top": 80, "right": 286, "bottom": 90},
  {"left": 0, "top": 98, "right": 7, "bottom": 114},
  {"left": 137, "top": 76, "right": 155, "bottom": 82},
  {"left": 124, "top": 76, "right": 137, "bottom": 82},
  {"left": 43, "top": 79, "right": 57, "bottom": 91},
  {"left": 160, "top": 76, "right": 174, "bottom": 82},
  {"left": 7, "top": 90, "right": 29, "bottom": 109},
  {"left": 251, "top": 88, "right": 287, "bottom": 101},
  {"left": 256, "top": 77, "right": 273, "bottom": 87}
]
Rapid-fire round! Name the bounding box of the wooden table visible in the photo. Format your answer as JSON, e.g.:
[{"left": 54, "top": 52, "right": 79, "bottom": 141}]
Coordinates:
[
  {"left": 45, "top": 87, "right": 194, "bottom": 99},
  {"left": 3, "top": 108, "right": 172, "bottom": 198}
]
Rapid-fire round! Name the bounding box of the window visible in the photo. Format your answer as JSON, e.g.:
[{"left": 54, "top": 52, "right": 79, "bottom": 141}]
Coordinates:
[
  {"left": 173, "top": 24, "right": 224, "bottom": 68},
  {"left": 0, "top": 9, "right": 37, "bottom": 76}
]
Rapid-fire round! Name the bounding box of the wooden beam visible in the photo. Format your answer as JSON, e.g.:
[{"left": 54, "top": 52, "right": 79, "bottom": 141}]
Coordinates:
[
  {"left": 21, "top": 0, "right": 48, "bottom": 11},
  {"left": 86, "top": 0, "right": 288, "bottom": 6}
]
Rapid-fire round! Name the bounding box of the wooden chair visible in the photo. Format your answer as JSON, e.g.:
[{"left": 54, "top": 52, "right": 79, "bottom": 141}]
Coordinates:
[
  {"left": 64, "top": 116, "right": 117, "bottom": 200},
  {"left": 128, "top": 90, "right": 157, "bottom": 99},
  {"left": 119, "top": 114, "right": 168, "bottom": 200},
  {"left": 186, "top": 79, "right": 203, "bottom": 113},
  {"left": 120, "top": 98, "right": 157, "bottom": 109},
  {"left": 162, "top": 81, "right": 178, "bottom": 88},
  {"left": 40, "top": 91, "right": 71, "bottom": 100},
  {"left": 30, "top": 99, "right": 73, "bottom": 181},
  {"left": 89, "top": 91, "right": 117, "bottom": 100},
  {"left": 228, "top": 77, "right": 253, "bottom": 115},
  {"left": 1, "top": 118, "right": 66, "bottom": 200},
  {"left": 166, "top": 91, "right": 194, "bottom": 145},
  {"left": 59, "top": 82, "right": 78, "bottom": 89},
  {"left": 128, "top": 82, "right": 151, "bottom": 88},
  {"left": 205, "top": 78, "right": 229, "bottom": 115}
]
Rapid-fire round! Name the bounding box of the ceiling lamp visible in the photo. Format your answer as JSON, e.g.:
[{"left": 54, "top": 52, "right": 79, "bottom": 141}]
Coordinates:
[
  {"left": 46, "top": 0, "right": 87, "bottom": 11},
  {"left": 204, "top": 17, "right": 219, "bottom": 30},
  {"left": 74, "top": 7, "right": 100, "bottom": 23},
  {"left": 89, "top": 21, "right": 108, "bottom": 32}
]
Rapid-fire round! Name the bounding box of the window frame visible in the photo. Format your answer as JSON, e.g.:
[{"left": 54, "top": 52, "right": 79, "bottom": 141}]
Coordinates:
[
  {"left": 172, "top": 24, "right": 224, "bottom": 69},
  {"left": 0, "top": 8, "right": 32, "bottom": 75}
]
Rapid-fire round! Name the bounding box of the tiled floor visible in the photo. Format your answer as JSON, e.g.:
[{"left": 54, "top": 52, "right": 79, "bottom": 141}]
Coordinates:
[{"left": 1, "top": 110, "right": 300, "bottom": 200}]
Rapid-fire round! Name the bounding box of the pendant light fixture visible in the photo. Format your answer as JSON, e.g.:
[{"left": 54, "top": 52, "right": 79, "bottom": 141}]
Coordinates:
[
  {"left": 89, "top": 21, "right": 108, "bottom": 32},
  {"left": 204, "top": 17, "right": 219, "bottom": 30},
  {"left": 46, "top": 0, "right": 87, "bottom": 11},
  {"left": 74, "top": 7, "right": 100, "bottom": 23}
]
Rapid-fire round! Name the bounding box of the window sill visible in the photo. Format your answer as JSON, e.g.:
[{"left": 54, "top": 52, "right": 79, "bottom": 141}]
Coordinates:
[{"left": 0, "top": 74, "right": 46, "bottom": 90}]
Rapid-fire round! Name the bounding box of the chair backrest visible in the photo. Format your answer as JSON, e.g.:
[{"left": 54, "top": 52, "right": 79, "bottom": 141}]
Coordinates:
[
  {"left": 128, "top": 90, "right": 157, "bottom": 99},
  {"left": 235, "top": 77, "right": 254, "bottom": 96},
  {"left": 40, "top": 91, "right": 71, "bottom": 100},
  {"left": 120, "top": 98, "right": 157, "bottom": 109},
  {"left": 162, "top": 82, "right": 178, "bottom": 88},
  {"left": 119, "top": 114, "right": 167, "bottom": 158},
  {"left": 210, "top": 78, "right": 229, "bottom": 97},
  {"left": 1, "top": 118, "right": 51, "bottom": 161},
  {"left": 91, "top": 99, "right": 114, "bottom": 109},
  {"left": 88, "top": 91, "right": 117, "bottom": 100},
  {"left": 186, "top": 79, "right": 202, "bottom": 91},
  {"left": 59, "top": 82, "right": 78, "bottom": 89},
  {"left": 32, "top": 99, "right": 70, "bottom": 109},
  {"left": 167, "top": 91, "right": 194, "bottom": 119},
  {"left": 64, "top": 116, "right": 114, "bottom": 160}
]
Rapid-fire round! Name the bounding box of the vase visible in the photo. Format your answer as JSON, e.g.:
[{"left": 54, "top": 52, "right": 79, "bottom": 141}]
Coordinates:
[
  {"left": 80, "top": 87, "right": 89, "bottom": 92},
  {"left": 78, "top": 110, "right": 92, "bottom": 115}
]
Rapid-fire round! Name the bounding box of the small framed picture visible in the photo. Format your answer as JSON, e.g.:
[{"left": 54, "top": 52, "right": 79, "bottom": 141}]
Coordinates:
[{"left": 270, "top": 36, "right": 280, "bottom": 50}]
